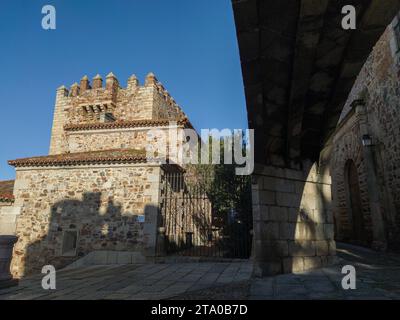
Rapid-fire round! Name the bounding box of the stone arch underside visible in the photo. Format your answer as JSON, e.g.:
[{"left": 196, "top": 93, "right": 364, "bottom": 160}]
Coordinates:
[
  {"left": 232, "top": 0, "right": 400, "bottom": 166},
  {"left": 232, "top": 0, "right": 400, "bottom": 275}
]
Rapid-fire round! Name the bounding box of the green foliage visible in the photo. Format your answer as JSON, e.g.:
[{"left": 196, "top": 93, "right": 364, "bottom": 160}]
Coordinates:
[{"left": 186, "top": 135, "right": 252, "bottom": 226}]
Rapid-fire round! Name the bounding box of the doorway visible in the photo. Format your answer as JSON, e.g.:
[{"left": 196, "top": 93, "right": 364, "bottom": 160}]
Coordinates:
[{"left": 345, "top": 160, "right": 367, "bottom": 244}]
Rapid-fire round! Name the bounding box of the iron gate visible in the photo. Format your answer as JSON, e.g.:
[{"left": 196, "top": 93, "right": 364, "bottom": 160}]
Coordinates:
[{"left": 158, "top": 171, "right": 252, "bottom": 258}]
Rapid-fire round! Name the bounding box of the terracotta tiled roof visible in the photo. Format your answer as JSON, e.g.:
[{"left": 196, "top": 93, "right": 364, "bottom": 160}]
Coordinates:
[
  {"left": 0, "top": 180, "right": 14, "bottom": 202},
  {"left": 8, "top": 149, "right": 149, "bottom": 168},
  {"left": 64, "top": 118, "right": 192, "bottom": 131}
]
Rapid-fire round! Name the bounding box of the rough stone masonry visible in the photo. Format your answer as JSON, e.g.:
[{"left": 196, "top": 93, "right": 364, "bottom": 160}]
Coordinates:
[
  {"left": 2, "top": 72, "right": 193, "bottom": 278},
  {"left": 329, "top": 15, "right": 400, "bottom": 252}
]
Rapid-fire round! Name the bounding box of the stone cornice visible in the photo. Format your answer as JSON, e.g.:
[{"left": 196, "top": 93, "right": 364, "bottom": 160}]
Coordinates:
[
  {"left": 8, "top": 149, "right": 148, "bottom": 168},
  {"left": 64, "top": 118, "right": 192, "bottom": 132}
]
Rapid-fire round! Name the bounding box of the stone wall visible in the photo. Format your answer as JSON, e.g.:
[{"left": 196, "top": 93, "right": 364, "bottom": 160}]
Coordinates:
[
  {"left": 252, "top": 162, "right": 336, "bottom": 276},
  {"left": 10, "top": 164, "right": 162, "bottom": 278},
  {"left": 0, "top": 181, "right": 19, "bottom": 236},
  {"left": 7, "top": 70, "right": 197, "bottom": 278},
  {"left": 152, "top": 81, "right": 184, "bottom": 120},
  {"left": 49, "top": 85, "right": 69, "bottom": 155},
  {"left": 66, "top": 126, "right": 185, "bottom": 155},
  {"left": 330, "top": 19, "right": 400, "bottom": 250},
  {"left": 330, "top": 110, "right": 373, "bottom": 244}
]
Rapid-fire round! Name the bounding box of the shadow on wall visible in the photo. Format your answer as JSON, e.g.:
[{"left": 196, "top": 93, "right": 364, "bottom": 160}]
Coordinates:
[
  {"left": 290, "top": 161, "right": 335, "bottom": 273},
  {"left": 253, "top": 158, "right": 335, "bottom": 276},
  {"left": 12, "top": 192, "right": 157, "bottom": 278}
]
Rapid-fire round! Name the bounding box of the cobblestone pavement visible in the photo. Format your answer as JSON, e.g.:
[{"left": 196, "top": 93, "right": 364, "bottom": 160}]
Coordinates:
[{"left": 1, "top": 243, "right": 399, "bottom": 300}]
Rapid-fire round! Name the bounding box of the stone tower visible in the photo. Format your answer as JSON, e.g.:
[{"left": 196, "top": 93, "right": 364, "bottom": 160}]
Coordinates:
[
  {"left": 49, "top": 72, "right": 188, "bottom": 155},
  {"left": 7, "top": 73, "right": 193, "bottom": 277}
]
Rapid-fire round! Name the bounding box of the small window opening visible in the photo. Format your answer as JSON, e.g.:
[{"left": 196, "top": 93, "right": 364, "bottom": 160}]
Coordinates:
[{"left": 62, "top": 230, "right": 78, "bottom": 256}]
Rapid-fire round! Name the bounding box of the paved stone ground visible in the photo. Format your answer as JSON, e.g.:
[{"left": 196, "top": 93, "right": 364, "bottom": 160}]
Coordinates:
[
  {"left": 0, "top": 243, "right": 399, "bottom": 300},
  {"left": 0, "top": 261, "right": 253, "bottom": 300},
  {"left": 248, "top": 243, "right": 400, "bottom": 300}
]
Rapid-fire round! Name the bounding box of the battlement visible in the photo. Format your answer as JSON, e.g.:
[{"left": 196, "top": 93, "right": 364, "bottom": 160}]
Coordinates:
[
  {"left": 49, "top": 72, "right": 189, "bottom": 155},
  {"left": 57, "top": 72, "right": 187, "bottom": 121},
  {"left": 61, "top": 72, "right": 120, "bottom": 98}
]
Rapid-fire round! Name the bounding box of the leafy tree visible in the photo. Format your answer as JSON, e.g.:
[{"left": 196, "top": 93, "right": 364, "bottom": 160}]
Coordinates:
[{"left": 186, "top": 133, "right": 252, "bottom": 257}]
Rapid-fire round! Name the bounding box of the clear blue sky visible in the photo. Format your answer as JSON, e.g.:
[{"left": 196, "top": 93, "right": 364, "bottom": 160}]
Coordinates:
[{"left": 0, "top": 0, "right": 247, "bottom": 180}]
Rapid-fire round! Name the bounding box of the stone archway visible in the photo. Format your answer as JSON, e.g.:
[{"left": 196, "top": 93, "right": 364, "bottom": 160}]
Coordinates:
[{"left": 344, "top": 160, "right": 367, "bottom": 244}]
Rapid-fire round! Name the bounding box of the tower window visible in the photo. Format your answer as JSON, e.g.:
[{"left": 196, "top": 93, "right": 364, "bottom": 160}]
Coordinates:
[{"left": 99, "top": 112, "right": 115, "bottom": 123}]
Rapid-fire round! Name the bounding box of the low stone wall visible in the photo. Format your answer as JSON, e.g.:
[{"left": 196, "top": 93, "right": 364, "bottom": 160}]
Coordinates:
[
  {"left": 10, "top": 164, "right": 161, "bottom": 278},
  {"left": 252, "top": 163, "right": 336, "bottom": 276}
]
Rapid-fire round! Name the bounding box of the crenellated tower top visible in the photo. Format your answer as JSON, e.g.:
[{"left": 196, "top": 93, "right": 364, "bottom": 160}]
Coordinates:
[{"left": 49, "top": 72, "right": 190, "bottom": 155}]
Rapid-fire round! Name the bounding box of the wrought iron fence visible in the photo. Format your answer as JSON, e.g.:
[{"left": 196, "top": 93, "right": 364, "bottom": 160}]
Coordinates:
[{"left": 158, "top": 170, "right": 252, "bottom": 259}]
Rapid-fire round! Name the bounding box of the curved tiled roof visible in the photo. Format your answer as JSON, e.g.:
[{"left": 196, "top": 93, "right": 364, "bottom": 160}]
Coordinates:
[
  {"left": 64, "top": 118, "right": 192, "bottom": 131},
  {"left": 8, "top": 149, "right": 149, "bottom": 168},
  {"left": 0, "top": 180, "right": 14, "bottom": 202}
]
